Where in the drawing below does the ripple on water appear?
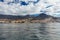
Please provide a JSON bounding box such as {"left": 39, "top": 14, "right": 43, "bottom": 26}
{"left": 0, "top": 23, "right": 59, "bottom": 40}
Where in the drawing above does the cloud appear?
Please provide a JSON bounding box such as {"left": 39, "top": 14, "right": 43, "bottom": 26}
{"left": 0, "top": 0, "right": 60, "bottom": 17}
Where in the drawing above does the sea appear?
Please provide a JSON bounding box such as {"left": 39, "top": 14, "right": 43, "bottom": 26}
{"left": 0, "top": 23, "right": 60, "bottom": 40}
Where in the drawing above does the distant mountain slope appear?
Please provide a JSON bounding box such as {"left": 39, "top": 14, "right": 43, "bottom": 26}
{"left": 0, "top": 13, "right": 57, "bottom": 20}
{"left": 0, "top": 13, "right": 59, "bottom": 23}
{"left": 0, "top": 14, "right": 24, "bottom": 20}
{"left": 30, "top": 13, "right": 57, "bottom": 20}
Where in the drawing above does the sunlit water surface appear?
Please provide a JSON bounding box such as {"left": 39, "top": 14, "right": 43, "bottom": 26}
{"left": 0, "top": 23, "right": 60, "bottom": 40}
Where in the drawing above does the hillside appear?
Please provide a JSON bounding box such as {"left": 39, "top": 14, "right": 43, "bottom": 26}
{"left": 0, "top": 13, "right": 59, "bottom": 23}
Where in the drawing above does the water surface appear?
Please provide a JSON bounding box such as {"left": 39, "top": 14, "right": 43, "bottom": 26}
{"left": 0, "top": 23, "right": 60, "bottom": 40}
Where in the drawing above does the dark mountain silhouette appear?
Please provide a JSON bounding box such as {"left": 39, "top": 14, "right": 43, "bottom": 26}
{"left": 0, "top": 14, "right": 24, "bottom": 20}
{"left": 31, "top": 13, "right": 55, "bottom": 20}
{"left": 0, "top": 13, "right": 57, "bottom": 20}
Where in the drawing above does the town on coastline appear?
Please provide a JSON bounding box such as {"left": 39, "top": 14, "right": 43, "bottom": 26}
{"left": 0, "top": 13, "right": 59, "bottom": 23}
{"left": 0, "top": 17, "right": 55, "bottom": 23}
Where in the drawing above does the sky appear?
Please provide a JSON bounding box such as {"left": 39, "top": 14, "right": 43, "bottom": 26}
{"left": 0, "top": 0, "right": 60, "bottom": 17}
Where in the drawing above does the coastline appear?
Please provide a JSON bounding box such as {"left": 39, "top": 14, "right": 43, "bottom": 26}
{"left": 0, "top": 18, "right": 56, "bottom": 23}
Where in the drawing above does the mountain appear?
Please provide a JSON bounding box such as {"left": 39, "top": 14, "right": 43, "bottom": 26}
{"left": 0, "top": 13, "right": 58, "bottom": 20}
{"left": 0, "top": 14, "right": 24, "bottom": 20}
{"left": 0, "top": 13, "right": 59, "bottom": 23}
{"left": 30, "top": 13, "right": 54, "bottom": 20}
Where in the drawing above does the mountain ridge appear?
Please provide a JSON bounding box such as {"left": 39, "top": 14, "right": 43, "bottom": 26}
{"left": 0, "top": 13, "right": 59, "bottom": 23}
{"left": 0, "top": 13, "right": 57, "bottom": 19}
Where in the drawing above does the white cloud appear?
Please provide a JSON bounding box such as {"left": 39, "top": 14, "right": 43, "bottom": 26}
{"left": 0, "top": 0, "right": 60, "bottom": 17}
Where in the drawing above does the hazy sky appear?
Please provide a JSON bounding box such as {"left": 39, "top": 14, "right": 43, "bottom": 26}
{"left": 0, "top": 0, "right": 60, "bottom": 17}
